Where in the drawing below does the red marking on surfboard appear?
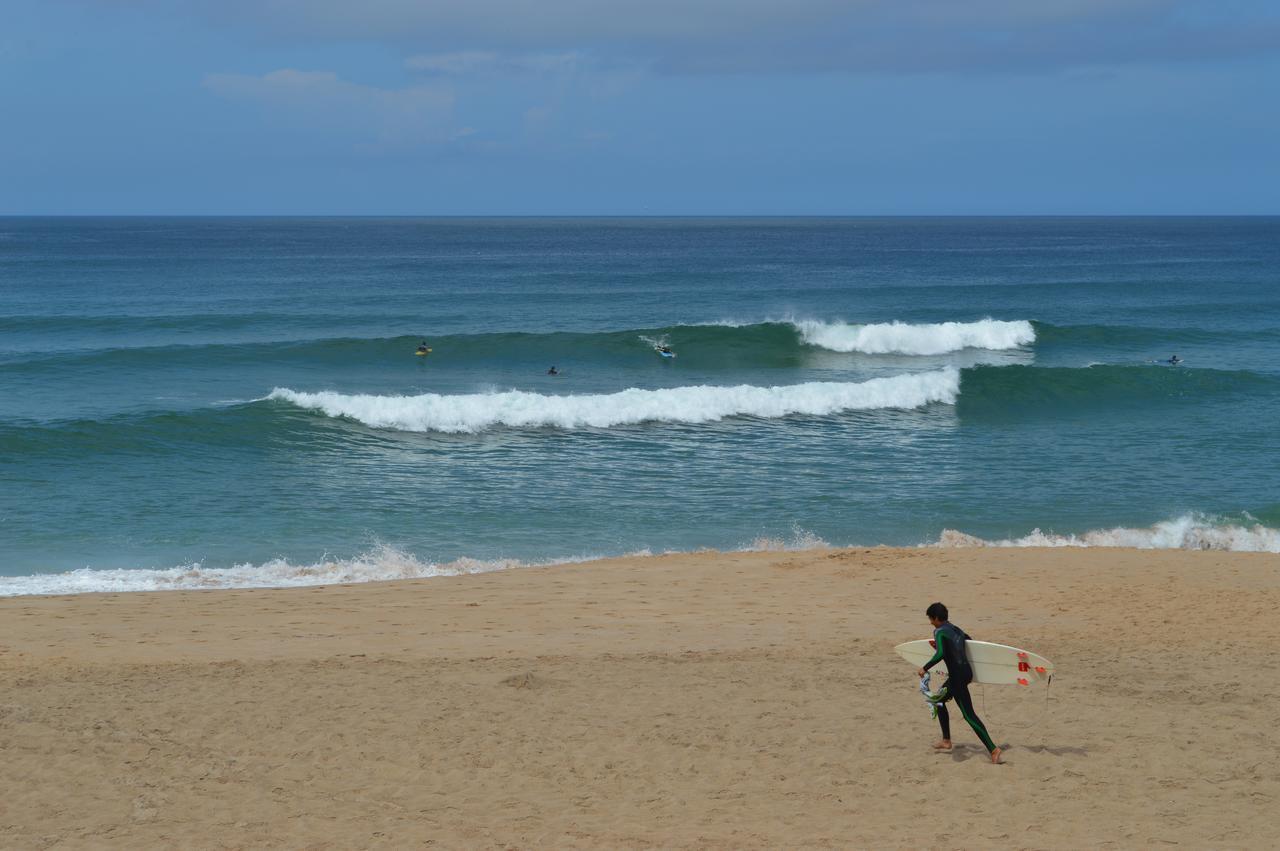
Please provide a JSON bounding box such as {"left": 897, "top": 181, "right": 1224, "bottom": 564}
{"left": 928, "top": 640, "right": 936, "bottom": 648}
{"left": 1035, "top": 666, "right": 1047, "bottom": 675}
{"left": 1018, "top": 661, "right": 1030, "bottom": 672}
{"left": 1017, "top": 678, "right": 1029, "bottom": 686}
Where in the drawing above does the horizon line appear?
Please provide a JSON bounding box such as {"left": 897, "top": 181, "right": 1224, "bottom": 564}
{"left": 2, "top": 213, "right": 1279, "bottom": 219}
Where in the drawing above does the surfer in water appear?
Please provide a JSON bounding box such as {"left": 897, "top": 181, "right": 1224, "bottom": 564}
{"left": 416, "top": 341, "right": 431, "bottom": 355}
{"left": 547, "top": 366, "right": 559, "bottom": 376}
{"left": 1168, "top": 354, "right": 1182, "bottom": 365}
{"left": 916, "top": 602, "right": 1002, "bottom": 764}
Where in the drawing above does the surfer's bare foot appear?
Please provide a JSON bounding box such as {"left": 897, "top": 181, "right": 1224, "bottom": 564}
{"left": 932, "top": 740, "right": 952, "bottom": 750}
{"left": 990, "top": 747, "right": 1003, "bottom": 764}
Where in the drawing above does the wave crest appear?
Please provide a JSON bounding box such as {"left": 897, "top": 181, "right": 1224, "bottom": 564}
{"left": 932, "top": 514, "right": 1280, "bottom": 552}
{"left": 268, "top": 370, "right": 959, "bottom": 433}
{"left": 793, "top": 319, "right": 1034, "bottom": 355}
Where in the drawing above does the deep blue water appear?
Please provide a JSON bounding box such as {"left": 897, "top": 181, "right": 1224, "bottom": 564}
{"left": 2, "top": 217, "right": 1278, "bottom": 592}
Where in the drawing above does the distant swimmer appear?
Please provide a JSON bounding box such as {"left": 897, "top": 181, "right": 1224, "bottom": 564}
{"left": 656, "top": 345, "right": 676, "bottom": 358}
{"left": 415, "top": 340, "right": 432, "bottom": 356}
{"left": 547, "top": 366, "right": 559, "bottom": 376}
{"left": 1168, "top": 354, "right": 1182, "bottom": 366}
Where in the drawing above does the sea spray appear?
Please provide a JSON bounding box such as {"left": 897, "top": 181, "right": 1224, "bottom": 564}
{"left": 744, "top": 525, "right": 832, "bottom": 552}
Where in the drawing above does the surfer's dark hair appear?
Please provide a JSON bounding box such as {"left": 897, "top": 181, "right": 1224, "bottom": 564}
{"left": 926, "top": 602, "right": 948, "bottom": 621}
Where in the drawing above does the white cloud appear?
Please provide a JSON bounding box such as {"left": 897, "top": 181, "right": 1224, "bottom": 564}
{"left": 203, "top": 69, "right": 458, "bottom": 145}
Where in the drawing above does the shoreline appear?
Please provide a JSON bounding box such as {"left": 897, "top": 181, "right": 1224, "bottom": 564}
{"left": 3, "top": 546, "right": 1278, "bottom": 846}
{"left": 4, "top": 508, "right": 1279, "bottom": 598}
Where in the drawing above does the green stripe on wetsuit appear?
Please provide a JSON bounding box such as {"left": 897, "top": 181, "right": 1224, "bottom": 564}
{"left": 922, "top": 623, "right": 997, "bottom": 753}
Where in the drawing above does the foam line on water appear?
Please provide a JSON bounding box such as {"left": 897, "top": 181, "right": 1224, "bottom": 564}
{"left": 267, "top": 370, "right": 959, "bottom": 433}
{"left": 793, "top": 319, "right": 1034, "bottom": 355}
{"left": 2, "top": 516, "right": 1274, "bottom": 597}
{"left": 931, "top": 513, "right": 1280, "bottom": 552}
{"left": 0, "top": 546, "right": 594, "bottom": 597}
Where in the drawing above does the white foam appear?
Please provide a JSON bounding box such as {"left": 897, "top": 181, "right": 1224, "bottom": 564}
{"left": 7, "top": 514, "right": 1274, "bottom": 597}
{"left": 931, "top": 514, "right": 1280, "bottom": 552}
{"left": 743, "top": 525, "right": 832, "bottom": 552}
{"left": 0, "top": 545, "right": 583, "bottom": 597}
{"left": 638, "top": 333, "right": 669, "bottom": 349}
{"left": 268, "top": 370, "right": 959, "bottom": 433}
{"left": 793, "top": 319, "right": 1034, "bottom": 355}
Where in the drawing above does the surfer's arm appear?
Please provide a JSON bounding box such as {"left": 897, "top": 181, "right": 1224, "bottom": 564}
{"left": 921, "top": 631, "right": 946, "bottom": 672}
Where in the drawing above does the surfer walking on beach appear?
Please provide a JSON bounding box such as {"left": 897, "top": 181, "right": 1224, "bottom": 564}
{"left": 917, "top": 602, "right": 1003, "bottom": 764}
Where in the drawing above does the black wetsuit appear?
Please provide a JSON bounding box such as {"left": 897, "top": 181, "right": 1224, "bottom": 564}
{"left": 922, "top": 622, "right": 997, "bottom": 753}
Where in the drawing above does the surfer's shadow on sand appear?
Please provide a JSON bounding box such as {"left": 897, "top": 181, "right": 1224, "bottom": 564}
{"left": 945, "top": 743, "right": 1089, "bottom": 762}
{"left": 1016, "top": 744, "right": 1089, "bottom": 756}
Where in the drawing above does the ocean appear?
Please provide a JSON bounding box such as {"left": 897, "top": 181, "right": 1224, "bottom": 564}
{"left": 2, "top": 216, "right": 1278, "bottom": 594}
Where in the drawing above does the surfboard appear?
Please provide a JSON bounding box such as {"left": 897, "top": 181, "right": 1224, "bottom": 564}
{"left": 895, "top": 638, "right": 1053, "bottom": 686}
{"left": 657, "top": 349, "right": 675, "bottom": 359}
{"left": 415, "top": 349, "right": 432, "bottom": 356}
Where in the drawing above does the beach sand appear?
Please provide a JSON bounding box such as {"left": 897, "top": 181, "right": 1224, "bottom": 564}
{"left": 2, "top": 546, "right": 1277, "bottom": 848}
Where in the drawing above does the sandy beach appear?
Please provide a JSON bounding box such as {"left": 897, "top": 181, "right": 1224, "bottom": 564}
{"left": 2, "top": 546, "right": 1277, "bottom": 848}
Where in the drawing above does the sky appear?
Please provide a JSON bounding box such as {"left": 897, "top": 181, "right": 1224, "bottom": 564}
{"left": 2, "top": 0, "right": 1279, "bottom": 214}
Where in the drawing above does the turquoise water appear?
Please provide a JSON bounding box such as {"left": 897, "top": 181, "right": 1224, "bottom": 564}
{"left": 2, "top": 217, "right": 1278, "bottom": 592}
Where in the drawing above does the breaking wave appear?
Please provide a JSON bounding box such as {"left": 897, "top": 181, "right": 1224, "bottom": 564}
{"left": 792, "top": 318, "right": 1034, "bottom": 355}
{"left": 2, "top": 317, "right": 1036, "bottom": 370}
{"left": 268, "top": 369, "right": 960, "bottom": 433}
{"left": 0, "top": 545, "right": 590, "bottom": 597}
{"left": 932, "top": 513, "right": 1280, "bottom": 552}
{"left": 6, "top": 514, "right": 1273, "bottom": 597}
{"left": 10, "top": 317, "right": 1277, "bottom": 373}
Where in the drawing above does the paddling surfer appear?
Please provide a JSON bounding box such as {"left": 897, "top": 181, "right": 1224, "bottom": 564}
{"left": 916, "top": 602, "right": 1002, "bottom": 764}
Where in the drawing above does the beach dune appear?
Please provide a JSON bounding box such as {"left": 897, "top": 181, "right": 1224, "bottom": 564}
{"left": 2, "top": 547, "right": 1277, "bottom": 848}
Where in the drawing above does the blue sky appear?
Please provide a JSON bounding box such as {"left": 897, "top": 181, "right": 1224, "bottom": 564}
{"left": 2, "top": 0, "right": 1279, "bottom": 214}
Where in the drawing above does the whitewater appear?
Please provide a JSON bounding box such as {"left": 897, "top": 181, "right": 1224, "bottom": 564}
{"left": 268, "top": 369, "right": 960, "bottom": 433}
{"left": 4, "top": 216, "right": 1279, "bottom": 589}
{"left": 4, "top": 513, "right": 1276, "bottom": 596}
{"left": 792, "top": 318, "right": 1034, "bottom": 355}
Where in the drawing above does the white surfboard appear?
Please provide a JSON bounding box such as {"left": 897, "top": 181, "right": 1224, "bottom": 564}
{"left": 895, "top": 638, "right": 1054, "bottom": 686}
